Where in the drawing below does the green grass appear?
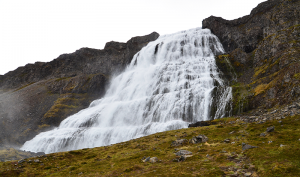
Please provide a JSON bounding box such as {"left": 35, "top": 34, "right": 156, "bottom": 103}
{"left": 1, "top": 115, "right": 300, "bottom": 176}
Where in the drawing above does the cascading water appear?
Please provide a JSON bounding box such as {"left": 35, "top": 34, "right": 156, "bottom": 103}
{"left": 21, "top": 28, "right": 232, "bottom": 154}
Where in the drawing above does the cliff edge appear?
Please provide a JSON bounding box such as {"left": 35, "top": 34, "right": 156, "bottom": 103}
{"left": 203, "top": 0, "right": 300, "bottom": 115}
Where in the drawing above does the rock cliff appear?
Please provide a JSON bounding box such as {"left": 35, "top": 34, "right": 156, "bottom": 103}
{"left": 0, "top": 32, "right": 159, "bottom": 147}
{"left": 204, "top": 0, "right": 300, "bottom": 114}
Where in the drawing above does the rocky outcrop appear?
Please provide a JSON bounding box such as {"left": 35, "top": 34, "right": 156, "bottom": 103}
{"left": 203, "top": 0, "right": 299, "bottom": 54}
{"left": 205, "top": 0, "right": 300, "bottom": 114}
{"left": 0, "top": 32, "right": 159, "bottom": 90}
{"left": 0, "top": 32, "right": 159, "bottom": 147}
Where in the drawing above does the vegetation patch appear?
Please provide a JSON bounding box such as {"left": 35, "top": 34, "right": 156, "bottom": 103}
{"left": 1, "top": 114, "right": 300, "bottom": 176}
{"left": 42, "top": 93, "right": 88, "bottom": 125}
{"left": 254, "top": 84, "right": 268, "bottom": 96}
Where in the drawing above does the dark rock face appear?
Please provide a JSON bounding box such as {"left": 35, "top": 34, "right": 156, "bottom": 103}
{"left": 208, "top": 0, "right": 300, "bottom": 114}
{"left": 203, "top": 0, "right": 298, "bottom": 54}
{"left": 188, "top": 121, "right": 215, "bottom": 127}
{"left": 0, "top": 32, "right": 159, "bottom": 90}
{"left": 0, "top": 32, "right": 159, "bottom": 147}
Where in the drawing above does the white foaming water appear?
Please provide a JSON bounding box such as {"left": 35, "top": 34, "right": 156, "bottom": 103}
{"left": 21, "top": 28, "right": 232, "bottom": 154}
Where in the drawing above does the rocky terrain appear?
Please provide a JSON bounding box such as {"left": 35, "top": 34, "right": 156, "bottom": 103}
{"left": 0, "top": 110, "right": 299, "bottom": 176}
{"left": 0, "top": 32, "right": 159, "bottom": 147}
{"left": 0, "top": 0, "right": 299, "bottom": 176}
{"left": 206, "top": 0, "right": 300, "bottom": 114}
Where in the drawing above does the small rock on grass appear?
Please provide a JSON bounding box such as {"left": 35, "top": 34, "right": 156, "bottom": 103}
{"left": 178, "top": 156, "right": 186, "bottom": 162}
{"left": 175, "top": 150, "right": 192, "bottom": 156}
{"left": 189, "top": 134, "right": 208, "bottom": 144}
{"left": 242, "top": 143, "right": 257, "bottom": 151}
{"left": 142, "top": 157, "right": 150, "bottom": 162}
{"left": 149, "top": 157, "right": 158, "bottom": 163}
{"left": 224, "top": 139, "right": 230, "bottom": 143}
{"left": 266, "top": 126, "right": 275, "bottom": 132}
{"left": 245, "top": 172, "right": 252, "bottom": 177}
{"left": 171, "top": 139, "right": 188, "bottom": 147}
{"left": 229, "top": 131, "right": 235, "bottom": 134}
{"left": 260, "top": 133, "right": 266, "bottom": 137}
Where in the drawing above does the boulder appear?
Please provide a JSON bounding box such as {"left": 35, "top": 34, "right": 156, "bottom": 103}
{"left": 175, "top": 150, "right": 192, "bottom": 156}
{"left": 171, "top": 139, "right": 188, "bottom": 147}
{"left": 188, "top": 121, "right": 213, "bottom": 127}
{"left": 190, "top": 135, "right": 208, "bottom": 144}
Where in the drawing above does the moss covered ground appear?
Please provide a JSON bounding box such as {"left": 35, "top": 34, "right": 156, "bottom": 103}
{"left": 1, "top": 114, "right": 300, "bottom": 176}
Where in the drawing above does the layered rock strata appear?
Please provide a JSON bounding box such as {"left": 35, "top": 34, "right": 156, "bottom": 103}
{"left": 204, "top": 0, "right": 300, "bottom": 114}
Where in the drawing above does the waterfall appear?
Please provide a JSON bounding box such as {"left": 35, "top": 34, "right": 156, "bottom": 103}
{"left": 21, "top": 28, "right": 232, "bottom": 154}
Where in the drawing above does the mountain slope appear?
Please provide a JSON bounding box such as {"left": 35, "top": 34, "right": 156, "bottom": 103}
{"left": 0, "top": 32, "right": 159, "bottom": 147}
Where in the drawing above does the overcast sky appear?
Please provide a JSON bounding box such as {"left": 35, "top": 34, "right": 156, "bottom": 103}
{"left": 0, "top": 0, "right": 266, "bottom": 75}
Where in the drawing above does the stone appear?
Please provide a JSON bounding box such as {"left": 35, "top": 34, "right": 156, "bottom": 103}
{"left": 171, "top": 139, "right": 188, "bottom": 147}
{"left": 18, "top": 159, "right": 25, "bottom": 164}
{"left": 34, "top": 159, "right": 40, "bottom": 163}
{"left": 289, "top": 105, "right": 296, "bottom": 109}
{"left": 266, "top": 126, "right": 275, "bottom": 132}
{"left": 280, "top": 144, "right": 286, "bottom": 147}
{"left": 245, "top": 172, "right": 252, "bottom": 177}
{"left": 189, "top": 135, "right": 208, "bottom": 144}
{"left": 142, "top": 157, "right": 150, "bottom": 162}
{"left": 175, "top": 150, "right": 192, "bottom": 156}
{"left": 36, "top": 152, "right": 45, "bottom": 156}
{"left": 178, "top": 155, "right": 186, "bottom": 162}
{"left": 271, "top": 110, "right": 277, "bottom": 114}
{"left": 149, "top": 157, "right": 158, "bottom": 163}
{"left": 242, "top": 143, "right": 258, "bottom": 151}
{"left": 188, "top": 121, "right": 212, "bottom": 127}
{"left": 224, "top": 139, "right": 231, "bottom": 143}
{"left": 260, "top": 133, "right": 266, "bottom": 137}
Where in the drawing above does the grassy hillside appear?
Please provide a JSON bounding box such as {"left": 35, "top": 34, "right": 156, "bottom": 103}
{"left": 1, "top": 111, "right": 300, "bottom": 176}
